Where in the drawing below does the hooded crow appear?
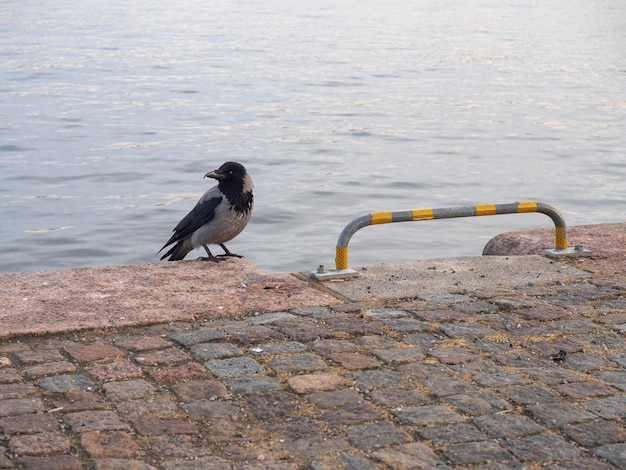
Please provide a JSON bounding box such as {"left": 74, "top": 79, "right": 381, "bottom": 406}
{"left": 159, "top": 161, "right": 253, "bottom": 261}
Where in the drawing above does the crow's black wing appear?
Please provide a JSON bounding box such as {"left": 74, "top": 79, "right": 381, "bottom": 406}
{"left": 160, "top": 195, "right": 223, "bottom": 250}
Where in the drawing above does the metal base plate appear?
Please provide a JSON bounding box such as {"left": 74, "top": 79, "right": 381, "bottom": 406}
{"left": 545, "top": 246, "right": 592, "bottom": 258}
{"left": 309, "top": 268, "right": 359, "bottom": 281}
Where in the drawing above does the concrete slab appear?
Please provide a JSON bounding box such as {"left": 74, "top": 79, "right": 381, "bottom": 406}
{"left": 0, "top": 258, "right": 339, "bottom": 339}
{"left": 317, "top": 255, "right": 592, "bottom": 302}
{"left": 483, "top": 222, "right": 626, "bottom": 278}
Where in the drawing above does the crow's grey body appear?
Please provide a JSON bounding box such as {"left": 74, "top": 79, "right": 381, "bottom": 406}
{"left": 159, "top": 162, "right": 253, "bottom": 261}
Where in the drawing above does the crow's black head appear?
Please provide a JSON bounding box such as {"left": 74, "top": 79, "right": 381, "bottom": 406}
{"left": 205, "top": 161, "right": 253, "bottom": 214}
{"left": 205, "top": 161, "right": 248, "bottom": 183}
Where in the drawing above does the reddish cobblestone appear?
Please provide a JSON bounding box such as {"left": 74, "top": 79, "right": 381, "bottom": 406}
{"left": 0, "top": 383, "right": 37, "bottom": 399}
{"left": 81, "top": 430, "right": 142, "bottom": 459}
{"left": 553, "top": 381, "right": 619, "bottom": 399}
{"left": 63, "top": 410, "right": 130, "bottom": 432}
{"left": 115, "top": 397, "right": 180, "bottom": 418}
{"left": 0, "top": 368, "right": 21, "bottom": 384}
{"left": 23, "top": 360, "right": 77, "bottom": 378}
{"left": 309, "top": 339, "right": 358, "bottom": 355}
{"left": 102, "top": 379, "right": 156, "bottom": 401}
{"left": 0, "top": 413, "right": 59, "bottom": 434}
{"left": 133, "top": 347, "right": 189, "bottom": 366}
{"left": 374, "top": 442, "right": 443, "bottom": 468}
{"left": 53, "top": 391, "right": 111, "bottom": 412}
{"left": 15, "top": 348, "right": 65, "bottom": 365}
{"left": 64, "top": 343, "right": 124, "bottom": 363}
{"left": 111, "top": 335, "right": 173, "bottom": 351}
{"left": 131, "top": 417, "right": 198, "bottom": 436}
{"left": 93, "top": 458, "right": 156, "bottom": 470}
{"left": 171, "top": 380, "right": 229, "bottom": 402}
{"left": 86, "top": 360, "right": 144, "bottom": 381}
{"left": 16, "top": 455, "right": 82, "bottom": 470}
{"left": 328, "top": 352, "right": 381, "bottom": 370}
{"left": 147, "top": 362, "right": 206, "bottom": 384}
{"left": 0, "top": 397, "right": 45, "bottom": 416}
{"left": 9, "top": 432, "right": 72, "bottom": 455}
{"left": 317, "top": 402, "right": 381, "bottom": 425}
{"left": 287, "top": 372, "right": 344, "bottom": 394}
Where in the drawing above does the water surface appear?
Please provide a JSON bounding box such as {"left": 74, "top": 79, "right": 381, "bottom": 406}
{"left": 1, "top": 1, "right": 625, "bottom": 273}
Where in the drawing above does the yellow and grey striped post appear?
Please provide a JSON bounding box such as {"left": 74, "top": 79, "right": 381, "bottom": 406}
{"left": 334, "top": 201, "right": 569, "bottom": 271}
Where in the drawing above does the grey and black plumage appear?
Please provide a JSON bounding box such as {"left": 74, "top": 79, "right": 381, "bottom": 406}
{"left": 159, "top": 161, "right": 254, "bottom": 261}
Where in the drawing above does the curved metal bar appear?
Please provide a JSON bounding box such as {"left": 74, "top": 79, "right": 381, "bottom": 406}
{"left": 334, "top": 201, "right": 569, "bottom": 270}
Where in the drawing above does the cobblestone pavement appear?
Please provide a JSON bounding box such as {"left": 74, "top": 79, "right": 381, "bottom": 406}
{"left": 1, "top": 276, "right": 625, "bottom": 469}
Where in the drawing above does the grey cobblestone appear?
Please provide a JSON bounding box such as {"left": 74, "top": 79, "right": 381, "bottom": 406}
{"left": 190, "top": 342, "right": 241, "bottom": 360}
{"left": 205, "top": 357, "right": 263, "bottom": 377}
{"left": 368, "top": 384, "right": 430, "bottom": 407}
{"left": 306, "top": 388, "right": 361, "bottom": 409}
{"left": 505, "top": 432, "right": 582, "bottom": 463}
{"left": 379, "top": 317, "right": 429, "bottom": 332}
{"left": 440, "top": 322, "right": 496, "bottom": 338}
{"left": 474, "top": 413, "right": 544, "bottom": 438}
{"left": 582, "top": 395, "right": 626, "bottom": 418}
{"left": 473, "top": 371, "right": 528, "bottom": 387}
{"left": 371, "top": 347, "right": 424, "bottom": 365}
{"left": 417, "top": 422, "right": 487, "bottom": 444}
{"left": 499, "top": 384, "right": 560, "bottom": 405}
{"left": 527, "top": 402, "right": 597, "bottom": 428}
{"left": 345, "top": 421, "right": 411, "bottom": 449}
{"left": 594, "top": 443, "right": 626, "bottom": 469}
{"left": 444, "top": 440, "right": 516, "bottom": 466}
{"left": 37, "top": 374, "right": 96, "bottom": 393}
{"left": 169, "top": 329, "right": 224, "bottom": 346}
{"left": 444, "top": 390, "right": 512, "bottom": 415}
{"left": 392, "top": 404, "right": 464, "bottom": 426}
{"left": 227, "top": 376, "right": 282, "bottom": 395}
{"left": 247, "top": 341, "right": 307, "bottom": 356}
{"left": 563, "top": 421, "right": 626, "bottom": 447}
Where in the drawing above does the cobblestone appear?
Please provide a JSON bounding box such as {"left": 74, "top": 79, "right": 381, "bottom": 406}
{"left": 204, "top": 357, "right": 263, "bottom": 377}
{"left": 0, "top": 414, "right": 58, "bottom": 434}
{"left": 345, "top": 421, "right": 411, "bottom": 449}
{"left": 563, "top": 421, "right": 626, "bottom": 447}
{"left": 505, "top": 432, "right": 582, "bottom": 463}
{"left": 417, "top": 423, "right": 487, "bottom": 444}
{"left": 23, "top": 361, "right": 77, "bottom": 378}
{"left": 0, "top": 269, "right": 625, "bottom": 469}
{"left": 306, "top": 388, "right": 361, "bottom": 409}
{"left": 189, "top": 342, "right": 242, "bottom": 360}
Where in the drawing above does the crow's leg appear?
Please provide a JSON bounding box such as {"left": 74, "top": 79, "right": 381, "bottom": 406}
{"left": 218, "top": 243, "right": 243, "bottom": 258}
{"left": 198, "top": 245, "right": 225, "bottom": 262}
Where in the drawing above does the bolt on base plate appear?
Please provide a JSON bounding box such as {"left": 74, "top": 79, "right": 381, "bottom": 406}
{"left": 309, "top": 265, "right": 359, "bottom": 281}
{"left": 545, "top": 245, "right": 592, "bottom": 258}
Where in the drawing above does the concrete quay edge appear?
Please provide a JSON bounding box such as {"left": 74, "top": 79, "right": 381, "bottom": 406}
{"left": 0, "top": 222, "right": 624, "bottom": 469}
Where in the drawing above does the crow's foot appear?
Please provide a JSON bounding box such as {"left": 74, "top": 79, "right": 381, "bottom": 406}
{"left": 197, "top": 256, "right": 226, "bottom": 262}
{"left": 217, "top": 253, "right": 244, "bottom": 259}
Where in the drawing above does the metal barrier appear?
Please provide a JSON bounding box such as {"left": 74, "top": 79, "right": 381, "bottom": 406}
{"left": 311, "top": 201, "right": 589, "bottom": 281}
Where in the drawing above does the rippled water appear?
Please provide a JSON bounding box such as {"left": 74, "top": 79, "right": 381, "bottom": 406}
{"left": 1, "top": 0, "right": 625, "bottom": 274}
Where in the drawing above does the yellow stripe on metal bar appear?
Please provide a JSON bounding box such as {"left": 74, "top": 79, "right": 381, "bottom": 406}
{"left": 412, "top": 208, "right": 434, "bottom": 221}
{"left": 336, "top": 246, "right": 349, "bottom": 270}
{"left": 517, "top": 201, "right": 538, "bottom": 213}
{"left": 475, "top": 204, "right": 497, "bottom": 216}
{"left": 555, "top": 227, "right": 568, "bottom": 249}
{"left": 370, "top": 212, "right": 393, "bottom": 225}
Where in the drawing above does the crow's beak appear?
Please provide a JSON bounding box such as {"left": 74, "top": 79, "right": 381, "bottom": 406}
{"left": 205, "top": 169, "right": 226, "bottom": 180}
